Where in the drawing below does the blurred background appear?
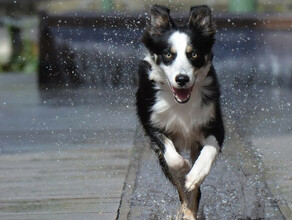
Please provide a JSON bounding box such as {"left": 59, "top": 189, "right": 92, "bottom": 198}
{"left": 0, "top": 0, "right": 292, "bottom": 75}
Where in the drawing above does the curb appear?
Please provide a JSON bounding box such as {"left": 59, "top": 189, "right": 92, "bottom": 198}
{"left": 267, "top": 184, "right": 291, "bottom": 219}
{"left": 116, "top": 126, "right": 145, "bottom": 220}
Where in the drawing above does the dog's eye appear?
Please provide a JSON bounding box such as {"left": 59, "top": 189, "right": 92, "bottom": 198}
{"left": 191, "top": 52, "right": 198, "bottom": 59}
{"left": 164, "top": 52, "right": 173, "bottom": 59}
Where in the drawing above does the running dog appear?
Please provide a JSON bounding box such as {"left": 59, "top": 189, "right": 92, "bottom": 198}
{"left": 136, "top": 5, "right": 224, "bottom": 220}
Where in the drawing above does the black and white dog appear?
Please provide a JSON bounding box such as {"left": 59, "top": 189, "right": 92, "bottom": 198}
{"left": 136, "top": 5, "right": 224, "bottom": 220}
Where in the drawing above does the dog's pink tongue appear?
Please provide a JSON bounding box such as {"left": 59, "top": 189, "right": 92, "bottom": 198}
{"left": 173, "top": 87, "right": 192, "bottom": 101}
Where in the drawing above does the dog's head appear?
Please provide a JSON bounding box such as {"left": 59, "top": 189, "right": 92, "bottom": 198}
{"left": 142, "top": 5, "right": 216, "bottom": 103}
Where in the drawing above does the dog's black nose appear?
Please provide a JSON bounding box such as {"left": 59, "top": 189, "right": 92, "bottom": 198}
{"left": 175, "top": 74, "right": 190, "bottom": 87}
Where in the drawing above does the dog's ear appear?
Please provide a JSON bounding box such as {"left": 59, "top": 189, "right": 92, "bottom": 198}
{"left": 147, "top": 5, "right": 173, "bottom": 35}
{"left": 187, "top": 5, "right": 216, "bottom": 36}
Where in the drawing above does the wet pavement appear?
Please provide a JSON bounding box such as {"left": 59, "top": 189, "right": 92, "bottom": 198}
{"left": 120, "top": 126, "right": 285, "bottom": 219}
{"left": 0, "top": 73, "right": 291, "bottom": 220}
{"left": 118, "top": 85, "right": 291, "bottom": 219}
{"left": 0, "top": 74, "right": 136, "bottom": 219}
{"left": 247, "top": 88, "right": 292, "bottom": 219}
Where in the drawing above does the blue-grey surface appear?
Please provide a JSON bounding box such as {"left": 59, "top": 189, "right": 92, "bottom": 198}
{"left": 0, "top": 74, "right": 136, "bottom": 154}
{"left": 0, "top": 73, "right": 136, "bottom": 220}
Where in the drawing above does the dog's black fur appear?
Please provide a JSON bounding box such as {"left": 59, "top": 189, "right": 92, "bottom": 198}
{"left": 136, "top": 5, "right": 224, "bottom": 219}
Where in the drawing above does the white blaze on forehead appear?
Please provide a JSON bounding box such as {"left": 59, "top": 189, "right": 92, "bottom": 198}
{"left": 164, "top": 31, "right": 194, "bottom": 87}
{"left": 168, "top": 31, "right": 190, "bottom": 54}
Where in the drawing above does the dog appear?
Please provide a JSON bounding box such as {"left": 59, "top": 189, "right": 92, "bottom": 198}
{"left": 136, "top": 5, "right": 225, "bottom": 220}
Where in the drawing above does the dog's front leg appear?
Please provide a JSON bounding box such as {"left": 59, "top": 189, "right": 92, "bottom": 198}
{"left": 163, "top": 137, "right": 191, "bottom": 177}
{"left": 178, "top": 136, "right": 219, "bottom": 220}
{"left": 161, "top": 137, "right": 196, "bottom": 220}
{"left": 148, "top": 130, "right": 191, "bottom": 177}
{"left": 185, "top": 135, "right": 219, "bottom": 192}
{"left": 148, "top": 131, "right": 193, "bottom": 219}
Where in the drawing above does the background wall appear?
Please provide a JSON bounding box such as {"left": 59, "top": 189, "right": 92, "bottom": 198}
{"left": 0, "top": 0, "right": 292, "bottom": 73}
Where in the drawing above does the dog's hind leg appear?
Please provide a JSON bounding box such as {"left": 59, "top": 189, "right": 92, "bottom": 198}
{"left": 176, "top": 144, "right": 201, "bottom": 220}
{"left": 157, "top": 151, "right": 193, "bottom": 220}
{"left": 163, "top": 140, "right": 205, "bottom": 220}
{"left": 187, "top": 144, "right": 202, "bottom": 215}
{"left": 161, "top": 138, "right": 205, "bottom": 220}
{"left": 179, "top": 186, "right": 201, "bottom": 220}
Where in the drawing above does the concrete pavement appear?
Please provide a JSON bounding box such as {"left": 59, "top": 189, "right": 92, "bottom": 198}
{"left": 0, "top": 74, "right": 289, "bottom": 219}
{"left": 250, "top": 88, "right": 292, "bottom": 219}
{"left": 0, "top": 74, "right": 136, "bottom": 219}
{"left": 118, "top": 125, "right": 285, "bottom": 220}
{"left": 0, "top": 148, "right": 130, "bottom": 220}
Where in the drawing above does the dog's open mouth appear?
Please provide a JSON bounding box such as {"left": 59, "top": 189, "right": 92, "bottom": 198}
{"left": 171, "top": 86, "right": 193, "bottom": 104}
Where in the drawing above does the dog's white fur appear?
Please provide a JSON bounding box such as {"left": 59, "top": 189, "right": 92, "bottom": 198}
{"left": 144, "top": 30, "right": 219, "bottom": 195}
{"left": 161, "top": 32, "right": 195, "bottom": 88}
{"left": 185, "top": 135, "right": 219, "bottom": 191}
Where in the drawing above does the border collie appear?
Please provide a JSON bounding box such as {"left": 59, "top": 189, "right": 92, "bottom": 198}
{"left": 136, "top": 5, "right": 224, "bottom": 220}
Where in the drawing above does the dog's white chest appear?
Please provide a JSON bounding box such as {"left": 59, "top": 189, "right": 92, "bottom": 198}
{"left": 150, "top": 87, "right": 215, "bottom": 148}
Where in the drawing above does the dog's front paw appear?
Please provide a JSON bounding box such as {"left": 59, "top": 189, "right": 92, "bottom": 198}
{"left": 184, "top": 167, "right": 208, "bottom": 192}
{"left": 185, "top": 175, "right": 199, "bottom": 192}
{"left": 185, "top": 159, "right": 213, "bottom": 192}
